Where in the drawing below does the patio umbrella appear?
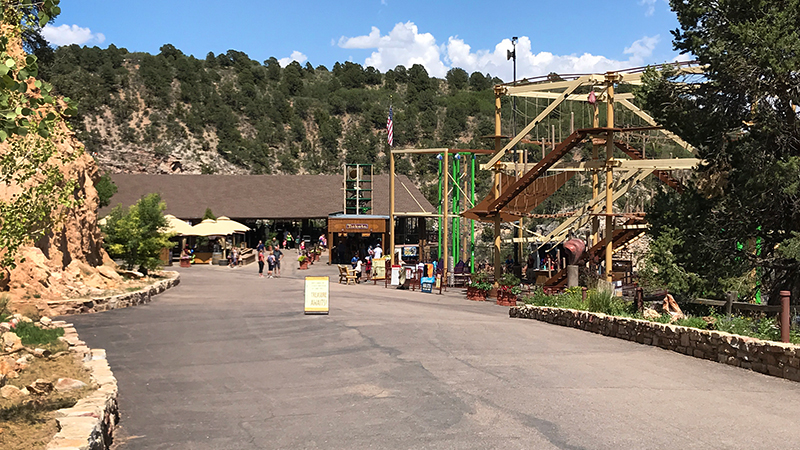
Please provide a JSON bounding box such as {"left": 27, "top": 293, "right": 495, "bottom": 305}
{"left": 162, "top": 214, "right": 195, "bottom": 236}
{"left": 190, "top": 218, "right": 231, "bottom": 237}
{"left": 216, "top": 216, "right": 250, "bottom": 233}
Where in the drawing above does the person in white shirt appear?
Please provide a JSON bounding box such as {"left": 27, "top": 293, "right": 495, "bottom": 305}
{"left": 355, "top": 258, "right": 363, "bottom": 282}
{"left": 373, "top": 244, "right": 383, "bottom": 259}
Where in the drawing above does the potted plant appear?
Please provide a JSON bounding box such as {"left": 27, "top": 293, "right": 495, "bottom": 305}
{"left": 298, "top": 255, "right": 310, "bottom": 270}
{"left": 466, "top": 272, "right": 492, "bottom": 301}
{"left": 497, "top": 273, "right": 522, "bottom": 306}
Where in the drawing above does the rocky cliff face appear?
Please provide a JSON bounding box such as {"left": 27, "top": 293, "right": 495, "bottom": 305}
{"left": 0, "top": 30, "right": 123, "bottom": 316}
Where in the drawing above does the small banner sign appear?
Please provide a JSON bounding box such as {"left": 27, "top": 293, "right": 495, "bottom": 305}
{"left": 390, "top": 265, "right": 401, "bottom": 286}
{"left": 304, "top": 276, "right": 329, "bottom": 315}
{"left": 421, "top": 277, "right": 435, "bottom": 293}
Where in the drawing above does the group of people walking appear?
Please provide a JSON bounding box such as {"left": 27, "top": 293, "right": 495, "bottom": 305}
{"left": 256, "top": 240, "right": 283, "bottom": 278}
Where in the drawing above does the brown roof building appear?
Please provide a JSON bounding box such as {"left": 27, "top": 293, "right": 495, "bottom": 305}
{"left": 102, "top": 174, "right": 434, "bottom": 220}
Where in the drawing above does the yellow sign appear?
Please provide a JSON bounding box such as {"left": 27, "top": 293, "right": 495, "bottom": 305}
{"left": 372, "top": 257, "right": 387, "bottom": 280}
{"left": 304, "top": 276, "right": 329, "bottom": 315}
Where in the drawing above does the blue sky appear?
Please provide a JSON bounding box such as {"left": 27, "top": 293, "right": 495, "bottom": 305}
{"left": 44, "top": 0, "right": 688, "bottom": 81}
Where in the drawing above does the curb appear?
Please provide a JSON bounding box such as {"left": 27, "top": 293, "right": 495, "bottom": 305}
{"left": 45, "top": 322, "right": 118, "bottom": 450}
{"left": 510, "top": 304, "right": 800, "bottom": 382}
{"left": 48, "top": 271, "right": 180, "bottom": 315}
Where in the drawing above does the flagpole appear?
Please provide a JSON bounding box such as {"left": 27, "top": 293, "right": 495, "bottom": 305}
{"left": 388, "top": 102, "right": 396, "bottom": 266}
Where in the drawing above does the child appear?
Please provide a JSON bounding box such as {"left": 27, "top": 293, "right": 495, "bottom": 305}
{"left": 355, "top": 258, "right": 363, "bottom": 283}
{"left": 267, "top": 252, "right": 276, "bottom": 278}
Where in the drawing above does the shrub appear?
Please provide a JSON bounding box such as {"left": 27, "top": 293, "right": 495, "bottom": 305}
{"left": 13, "top": 321, "right": 64, "bottom": 346}
{"left": 586, "top": 289, "right": 630, "bottom": 316}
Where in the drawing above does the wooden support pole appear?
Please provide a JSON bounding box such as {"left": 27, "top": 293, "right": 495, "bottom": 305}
{"left": 390, "top": 149, "right": 396, "bottom": 265}
{"left": 605, "top": 74, "right": 616, "bottom": 283}
{"left": 591, "top": 104, "right": 600, "bottom": 247}
{"left": 493, "top": 86, "right": 503, "bottom": 284}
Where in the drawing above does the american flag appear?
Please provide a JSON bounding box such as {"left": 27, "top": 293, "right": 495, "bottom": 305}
{"left": 386, "top": 106, "right": 394, "bottom": 147}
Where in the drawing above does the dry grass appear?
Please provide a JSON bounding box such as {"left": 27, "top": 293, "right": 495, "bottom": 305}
{"left": 0, "top": 342, "right": 95, "bottom": 450}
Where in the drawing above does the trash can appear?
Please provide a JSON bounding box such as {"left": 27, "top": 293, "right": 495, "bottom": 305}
{"left": 211, "top": 251, "right": 224, "bottom": 265}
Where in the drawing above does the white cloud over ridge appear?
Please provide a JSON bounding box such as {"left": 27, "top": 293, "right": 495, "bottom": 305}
{"left": 42, "top": 24, "right": 105, "bottom": 46}
{"left": 279, "top": 51, "right": 308, "bottom": 67}
{"left": 338, "top": 22, "right": 663, "bottom": 81}
{"left": 639, "top": 0, "right": 658, "bottom": 16}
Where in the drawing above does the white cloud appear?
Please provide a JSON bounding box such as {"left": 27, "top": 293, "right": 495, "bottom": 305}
{"left": 41, "top": 24, "right": 105, "bottom": 46}
{"left": 339, "top": 22, "right": 447, "bottom": 77}
{"left": 623, "top": 35, "right": 660, "bottom": 65}
{"left": 639, "top": 0, "right": 657, "bottom": 16}
{"left": 339, "top": 23, "right": 667, "bottom": 82}
{"left": 278, "top": 51, "right": 308, "bottom": 67}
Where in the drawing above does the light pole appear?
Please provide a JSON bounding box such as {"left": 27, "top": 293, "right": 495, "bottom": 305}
{"left": 507, "top": 37, "right": 518, "bottom": 145}
{"left": 507, "top": 36, "right": 521, "bottom": 264}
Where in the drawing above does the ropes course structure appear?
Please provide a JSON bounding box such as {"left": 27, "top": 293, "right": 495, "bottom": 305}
{"left": 461, "top": 62, "right": 706, "bottom": 286}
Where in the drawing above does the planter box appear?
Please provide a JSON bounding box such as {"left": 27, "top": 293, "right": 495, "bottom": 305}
{"left": 497, "top": 290, "right": 518, "bottom": 307}
{"left": 466, "top": 286, "right": 488, "bottom": 301}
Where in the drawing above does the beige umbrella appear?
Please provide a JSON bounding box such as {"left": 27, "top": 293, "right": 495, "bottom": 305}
{"left": 216, "top": 216, "right": 250, "bottom": 233}
{"left": 162, "top": 214, "right": 195, "bottom": 236}
{"left": 190, "top": 218, "right": 230, "bottom": 237}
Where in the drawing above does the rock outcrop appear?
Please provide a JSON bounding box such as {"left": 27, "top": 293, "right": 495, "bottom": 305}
{"left": 0, "top": 26, "right": 122, "bottom": 316}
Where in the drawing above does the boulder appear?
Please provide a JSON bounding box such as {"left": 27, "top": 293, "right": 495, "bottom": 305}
{"left": 0, "top": 384, "right": 26, "bottom": 399}
{"left": 1, "top": 332, "right": 23, "bottom": 353}
{"left": 27, "top": 378, "right": 54, "bottom": 395}
{"left": 55, "top": 377, "right": 88, "bottom": 392}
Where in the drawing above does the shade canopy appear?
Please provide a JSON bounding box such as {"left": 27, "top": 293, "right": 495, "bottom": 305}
{"left": 162, "top": 214, "right": 195, "bottom": 236}
{"left": 190, "top": 218, "right": 249, "bottom": 237}
{"left": 216, "top": 216, "right": 250, "bottom": 233}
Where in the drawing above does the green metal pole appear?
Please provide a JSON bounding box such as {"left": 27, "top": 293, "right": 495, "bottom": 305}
{"left": 470, "top": 154, "right": 476, "bottom": 273}
{"left": 437, "top": 157, "right": 443, "bottom": 260}
{"left": 453, "top": 157, "right": 459, "bottom": 266}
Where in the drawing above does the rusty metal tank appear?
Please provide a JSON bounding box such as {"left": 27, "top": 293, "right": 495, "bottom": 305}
{"left": 563, "top": 239, "right": 586, "bottom": 265}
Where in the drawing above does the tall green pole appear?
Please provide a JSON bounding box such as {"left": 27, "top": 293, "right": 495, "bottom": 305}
{"left": 453, "top": 157, "right": 459, "bottom": 266}
{"left": 470, "top": 154, "right": 476, "bottom": 273}
{"left": 437, "top": 157, "right": 443, "bottom": 259}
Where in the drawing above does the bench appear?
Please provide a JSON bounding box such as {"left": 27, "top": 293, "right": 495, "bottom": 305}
{"left": 338, "top": 265, "right": 358, "bottom": 285}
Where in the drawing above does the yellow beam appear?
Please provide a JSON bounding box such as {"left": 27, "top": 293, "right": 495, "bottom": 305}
{"left": 618, "top": 98, "right": 697, "bottom": 154}
{"left": 483, "top": 76, "right": 590, "bottom": 169}
{"left": 391, "top": 147, "right": 449, "bottom": 154}
{"left": 510, "top": 91, "right": 635, "bottom": 101}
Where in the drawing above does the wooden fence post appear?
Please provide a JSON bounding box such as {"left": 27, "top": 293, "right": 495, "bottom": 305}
{"left": 780, "top": 290, "right": 791, "bottom": 343}
{"left": 725, "top": 291, "right": 735, "bottom": 317}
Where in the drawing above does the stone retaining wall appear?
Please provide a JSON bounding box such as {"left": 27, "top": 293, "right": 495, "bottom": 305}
{"left": 46, "top": 322, "right": 118, "bottom": 450}
{"left": 510, "top": 305, "right": 800, "bottom": 382}
{"left": 48, "top": 271, "right": 180, "bottom": 315}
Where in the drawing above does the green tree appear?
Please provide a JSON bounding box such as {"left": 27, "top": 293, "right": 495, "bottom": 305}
{"left": 95, "top": 173, "right": 118, "bottom": 208}
{"left": 638, "top": 0, "right": 800, "bottom": 300}
{"left": 446, "top": 68, "right": 468, "bottom": 92}
{"left": 101, "top": 193, "right": 174, "bottom": 273}
{"left": 202, "top": 207, "right": 216, "bottom": 220}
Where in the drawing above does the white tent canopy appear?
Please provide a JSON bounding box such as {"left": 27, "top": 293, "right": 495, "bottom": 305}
{"left": 162, "top": 214, "right": 194, "bottom": 236}
{"left": 190, "top": 217, "right": 250, "bottom": 237}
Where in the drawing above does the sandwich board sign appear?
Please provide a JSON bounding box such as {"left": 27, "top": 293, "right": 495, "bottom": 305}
{"left": 304, "top": 276, "right": 329, "bottom": 315}
{"left": 420, "top": 277, "right": 434, "bottom": 293}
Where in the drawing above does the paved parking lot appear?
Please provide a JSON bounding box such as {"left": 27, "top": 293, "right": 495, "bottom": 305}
{"left": 68, "top": 255, "right": 800, "bottom": 449}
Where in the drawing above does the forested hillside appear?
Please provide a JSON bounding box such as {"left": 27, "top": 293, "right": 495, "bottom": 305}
{"left": 39, "top": 44, "right": 511, "bottom": 197}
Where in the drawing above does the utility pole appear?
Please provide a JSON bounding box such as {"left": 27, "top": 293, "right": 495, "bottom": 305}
{"left": 508, "top": 37, "right": 522, "bottom": 264}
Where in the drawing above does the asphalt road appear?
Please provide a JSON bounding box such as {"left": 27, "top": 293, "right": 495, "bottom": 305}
{"left": 67, "top": 255, "right": 800, "bottom": 449}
